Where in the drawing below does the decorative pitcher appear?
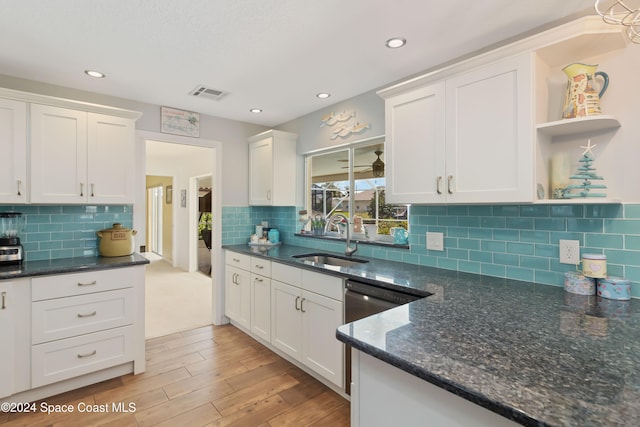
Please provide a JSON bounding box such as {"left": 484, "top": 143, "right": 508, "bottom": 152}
{"left": 561, "top": 63, "right": 609, "bottom": 119}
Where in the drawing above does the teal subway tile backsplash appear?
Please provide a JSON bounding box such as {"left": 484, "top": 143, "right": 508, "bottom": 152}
{"left": 222, "top": 203, "right": 640, "bottom": 298}
{"left": 2, "top": 205, "right": 132, "bottom": 261}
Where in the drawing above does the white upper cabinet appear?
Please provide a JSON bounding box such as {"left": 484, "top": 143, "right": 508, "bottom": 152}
{"left": 30, "top": 105, "right": 136, "bottom": 204}
{"left": 445, "top": 54, "right": 533, "bottom": 203}
{"left": 384, "top": 83, "right": 445, "bottom": 204}
{"left": 87, "top": 113, "right": 136, "bottom": 204}
{"left": 0, "top": 98, "right": 27, "bottom": 203}
{"left": 248, "top": 130, "right": 298, "bottom": 206}
{"left": 30, "top": 104, "right": 88, "bottom": 204}
{"left": 381, "top": 53, "right": 533, "bottom": 204}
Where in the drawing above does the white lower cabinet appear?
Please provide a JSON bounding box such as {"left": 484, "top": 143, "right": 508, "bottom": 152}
{"left": 0, "top": 279, "right": 30, "bottom": 399}
{"left": 0, "top": 281, "right": 12, "bottom": 399}
{"left": 224, "top": 250, "right": 346, "bottom": 390}
{"left": 32, "top": 325, "right": 135, "bottom": 388}
{"left": 29, "top": 267, "right": 144, "bottom": 390}
{"left": 225, "top": 265, "right": 251, "bottom": 329}
{"left": 271, "top": 263, "right": 344, "bottom": 388}
{"left": 271, "top": 280, "right": 303, "bottom": 360}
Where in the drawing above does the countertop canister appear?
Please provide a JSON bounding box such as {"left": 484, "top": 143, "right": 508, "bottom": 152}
{"left": 581, "top": 254, "right": 607, "bottom": 278}
{"left": 96, "top": 223, "right": 137, "bottom": 257}
{"left": 597, "top": 277, "right": 631, "bottom": 300}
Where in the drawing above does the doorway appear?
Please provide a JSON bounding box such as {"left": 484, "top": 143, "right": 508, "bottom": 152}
{"left": 142, "top": 137, "right": 218, "bottom": 338}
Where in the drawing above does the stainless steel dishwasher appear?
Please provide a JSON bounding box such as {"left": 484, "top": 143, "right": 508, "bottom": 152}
{"left": 344, "top": 279, "right": 425, "bottom": 394}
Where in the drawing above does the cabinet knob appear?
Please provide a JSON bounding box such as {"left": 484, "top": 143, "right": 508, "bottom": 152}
{"left": 447, "top": 175, "right": 454, "bottom": 195}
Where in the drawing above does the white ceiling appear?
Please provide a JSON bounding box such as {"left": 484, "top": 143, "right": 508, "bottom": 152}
{"left": 0, "top": 0, "right": 596, "bottom": 127}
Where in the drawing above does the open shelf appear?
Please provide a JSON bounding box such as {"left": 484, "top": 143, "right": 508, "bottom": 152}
{"left": 536, "top": 115, "right": 621, "bottom": 138}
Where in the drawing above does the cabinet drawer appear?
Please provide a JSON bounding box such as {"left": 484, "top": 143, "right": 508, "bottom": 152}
{"left": 225, "top": 251, "right": 250, "bottom": 270}
{"left": 272, "top": 262, "right": 303, "bottom": 285}
{"left": 32, "top": 288, "right": 134, "bottom": 344}
{"left": 32, "top": 268, "right": 135, "bottom": 301}
{"left": 303, "top": 270, "right": 344, "bottom": 301}
{"left": 31, "top": 325, "right": 134, "bottom": 388}
{"left": 251, "top": 257, "right": 271, "bottom": 276}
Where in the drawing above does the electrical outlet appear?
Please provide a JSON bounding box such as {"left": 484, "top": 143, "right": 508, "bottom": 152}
{"left": 559, "top": 239, "right": 580, "bottom": 264}
{"left": 426, "top": 232, "right": 444, "bottom": 251}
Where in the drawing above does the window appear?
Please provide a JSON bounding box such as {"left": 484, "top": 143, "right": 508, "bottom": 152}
{"left": 304, "top": 137, "right": 408, "bottom": 242}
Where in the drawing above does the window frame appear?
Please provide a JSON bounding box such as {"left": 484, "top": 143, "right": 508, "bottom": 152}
{"left": 301, "top": 135, "right": 409, "bottom": 247}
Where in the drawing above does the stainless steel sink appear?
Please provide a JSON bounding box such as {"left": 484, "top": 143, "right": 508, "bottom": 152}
{"left": 292, "top": 253, "right": 369, "bottom": 267}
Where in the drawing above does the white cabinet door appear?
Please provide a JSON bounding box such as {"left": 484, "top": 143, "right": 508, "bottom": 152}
{"left": 87, "top": 113, "right": 135, "bottom": 204}
{"left": 225, "top": 265, "right": 250, "bottom": 329}
{"left": 0, "top": 98, "right": 27, "bottom": 203}
{"left": 0, "top": 282, "right": 14, "bottom": 398}
{"left": 385, "top": 82, "right": 446, "bottom": 204}
{"left": 248, "top": 130, "right": 298, "bottom": 206}
{"left": 249, "top": 136, "right": 273, "bottom": 205}
{"left": 30, "top": 104, "right": 88, "bottom": 204}
{"left": 301, "top": 290, "right": 344, "bottom": 388}
{"left": 445, "top": 54, "right": 533, "bottom": 203}
{"left": 250, "top": 273, "right": 271, "bottom": 342}
{"left": 271, "top": 280, "right": 302, "bottom": 360}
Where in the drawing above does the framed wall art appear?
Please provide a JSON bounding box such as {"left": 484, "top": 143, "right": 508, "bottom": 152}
{"left": 161, "top": 106, "right": 200, "bottom": 137}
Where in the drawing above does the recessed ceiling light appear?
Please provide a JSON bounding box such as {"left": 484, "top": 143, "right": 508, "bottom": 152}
{"left": 84, "top": 69, "right": 106, "bottom": 78}
{"left": 385, "top": 37, "right": 406, "bottom": 48}
{"left": 316, "top": 92, "right": 331, "bottom": 99}
{"left": 249, "top": 108, "right": 262, "bottom": 113}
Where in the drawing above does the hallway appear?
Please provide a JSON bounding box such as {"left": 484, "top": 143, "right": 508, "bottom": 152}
{"left": 144, "top": 253, "right": 212, "bottom": 339}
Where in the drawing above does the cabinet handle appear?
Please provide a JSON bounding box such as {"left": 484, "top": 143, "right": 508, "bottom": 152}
{"left": 254, "top": 277, "right": 263, "bottom": 283}
{"left": 77, "top": 350, "right": 97, "bottom": 359}
{"left": 1, "top": 291, "right": 6, "bottom": 309}
{"left": 80, "top": 182, "right": 84, "bottom": 197}
{"left": 232, "top": 273, "right": 238, "bottom": 284}
{"left": 295, "top": 296, "right": 300, "bottom": 311}
{"left": 233, "top": 258, "right": 240, "bottom": 263}
{"left": 77, "top": 311, "right": 97, "bottom": 318}
{"left": 255, "top": 264, "right": 264, "bottom": 269}
{"left": 90, "top": 183, "right": 95, "bottom": 197}
{"left": 78, "top": 281, "right": 97, "bottom": 287}
{"left": 300, "top": 298, "right": 306, "bottom": 313}
{"left": 447, "top": 175, "right": 454, "bottom": 194}
{"left": 436, "top": 176, "right": 442, "bottom": 195}
{"left": 267, "top": 190, "right": 271, "bottom": 201}
{"left": 16, "top": 180, "right": 22, "bottom": 196}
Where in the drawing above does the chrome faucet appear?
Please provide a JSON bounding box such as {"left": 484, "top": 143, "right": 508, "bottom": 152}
{"left": 325, "top": 213, "right": 358, "bottom": 257}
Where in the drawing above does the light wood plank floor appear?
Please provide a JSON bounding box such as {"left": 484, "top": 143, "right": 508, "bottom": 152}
{"left": 1, "top": 325, "right": 350, "bottom": 427}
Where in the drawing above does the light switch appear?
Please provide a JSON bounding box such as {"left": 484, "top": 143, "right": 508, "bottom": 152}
{"left": 426, "top": 232, "right": 444, "bottom": 251}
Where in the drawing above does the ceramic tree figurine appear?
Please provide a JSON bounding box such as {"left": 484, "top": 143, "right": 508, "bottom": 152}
{"left": 563, "top": 140, "right": 607, "bottom": 198}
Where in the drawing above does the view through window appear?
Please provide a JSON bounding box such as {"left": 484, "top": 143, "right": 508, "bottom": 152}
{"left": 305, "top": 138, "right": 408, "bottom": 242}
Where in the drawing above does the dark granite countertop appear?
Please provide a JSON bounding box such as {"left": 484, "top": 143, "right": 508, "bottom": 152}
{"left": 224, "top": 243, "right": 640, "bottom": 427}
{"left": 0, "top": 253, "right": 150, "bottom": 280}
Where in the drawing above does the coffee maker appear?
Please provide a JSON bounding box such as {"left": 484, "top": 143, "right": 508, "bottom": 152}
{"left": 0, "top": 212, "right": 25, "bottom": 265}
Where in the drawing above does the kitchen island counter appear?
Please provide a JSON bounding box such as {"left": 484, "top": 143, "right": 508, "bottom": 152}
{"left": 224, "top": 243, "right": 640, "bottom": 426}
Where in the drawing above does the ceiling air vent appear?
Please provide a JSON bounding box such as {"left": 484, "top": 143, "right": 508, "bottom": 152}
{"left": 189, "top": 85, "right": 227, "bottom": 100}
